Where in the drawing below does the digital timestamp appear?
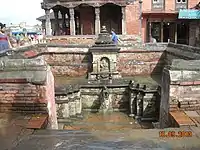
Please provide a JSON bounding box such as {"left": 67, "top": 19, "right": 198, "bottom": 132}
{"left": 159, "top": 131, "right": 193, "bottom": 138}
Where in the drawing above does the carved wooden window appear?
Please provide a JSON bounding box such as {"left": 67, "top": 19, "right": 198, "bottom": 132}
{"left": 152, "top": 0, "right": 165, "bottom": 10}
{"left": 175, "top": 0, "right": 187, "bottom": 10}
{"left": 176, "top": 0, "right": 186, "bottom": 3}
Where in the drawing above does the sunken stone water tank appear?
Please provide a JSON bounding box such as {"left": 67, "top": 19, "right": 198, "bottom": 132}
{"left": 55, "top": 26, "right": 161, "bottom": 124}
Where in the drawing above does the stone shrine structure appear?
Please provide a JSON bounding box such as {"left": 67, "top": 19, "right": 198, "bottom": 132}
{"left": 88, "top": 26, "right": 121, "bottom": 81}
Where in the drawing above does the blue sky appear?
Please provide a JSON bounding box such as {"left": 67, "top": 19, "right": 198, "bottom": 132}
{"left": 0, "top": 0, "right": 45, "bottom": 25}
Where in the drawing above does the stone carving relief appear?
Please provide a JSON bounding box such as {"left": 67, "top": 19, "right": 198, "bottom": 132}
{"left": 100, "top": 57, "right": 110, "bottom": 72}
{"left": 100, "top": 86, "right": 111, "bottom": 111}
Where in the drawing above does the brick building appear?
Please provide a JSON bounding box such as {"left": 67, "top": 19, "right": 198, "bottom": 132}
{"left": 142, "top": 0, "right": 200, "bottom": 45}
{"left": 40, "top": 0, "right": 200, "bottom": 45}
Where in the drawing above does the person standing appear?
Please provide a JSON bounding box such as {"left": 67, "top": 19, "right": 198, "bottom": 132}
{"left": 15, "top": 34, "right": 21, "bottom": 46}
{"left": 111, "top": 28, "right": 118, "bottom": 44}
{"left": 0, "top": 24, "right": 12, "bottom": 52}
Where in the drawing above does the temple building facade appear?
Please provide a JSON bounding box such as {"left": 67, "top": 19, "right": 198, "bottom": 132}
{"left": 40, "top": 0, "right": 200, "bottom": 46}
{"left": 41, "top": 0, "right": 141, "bottom": 36}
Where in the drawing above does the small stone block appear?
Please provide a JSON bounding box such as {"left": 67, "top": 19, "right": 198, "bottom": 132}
{"left": 26, "top": 114, "right": 48, "bottom": 129}
{"left": 180, "top": 81, "right": 194, "bottom": 86}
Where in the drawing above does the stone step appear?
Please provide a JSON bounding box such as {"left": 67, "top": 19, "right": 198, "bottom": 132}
{"left": 26, "top": 114, "right": 48, "bottom": 129}
{"left": 170, "top": 111, "right": 196, "bottom": 127}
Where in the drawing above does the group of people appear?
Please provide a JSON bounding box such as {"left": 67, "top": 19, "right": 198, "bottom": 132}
{"left": 0, "top": 23, "right": 12, "bottom": 52}
{"left": 0, "top": 23, "right": 120, "bottom": 53}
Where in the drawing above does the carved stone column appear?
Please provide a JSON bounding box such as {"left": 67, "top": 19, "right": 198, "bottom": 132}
{"left": 53, "top": 9, "right": 60, "bottom": 36}
{"left": 61, "top": 11, "right": 67, "bottom": 34}
{"left": 121, "top": 6, "right": 126, "bottom": 35}
{"left": 45, "top": 9, "right": 51, "bottom": 36}
{"left": 95, "top": 7, "right": 100, "bottom": 35}
{"left": 69, "top": 8, "right": 75, "bottom": 35}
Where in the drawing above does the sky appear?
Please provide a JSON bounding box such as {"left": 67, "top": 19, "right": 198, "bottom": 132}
{"left": 0, "top": 0, "right": 45, "bottom": 26}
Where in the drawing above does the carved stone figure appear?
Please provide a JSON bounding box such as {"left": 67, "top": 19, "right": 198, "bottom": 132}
{"left": 100, "top": 86, "right": 110, "bottom": 111}
{"left": 100, "top": 57, "right": 110, "bottom": 72}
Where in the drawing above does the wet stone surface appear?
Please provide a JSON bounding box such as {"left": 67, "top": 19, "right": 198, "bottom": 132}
{"left": 0, "top": 113, "right": 200, "bottom": 149}
{"left": 12, "top": 133, "right": 161, "bottom": 150}
{"left": 11, "top": 129, "right": 200, "bottom": 150}
{"left": 61, "top": 112, "right": 153, "bottom": 131}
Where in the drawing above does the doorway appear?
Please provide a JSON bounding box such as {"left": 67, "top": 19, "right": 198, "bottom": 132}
{"left": 151, "top": 22, "right": 161, "bottom": 42}
{"left": 163, "top": 22, "right": 175, "bottom": 43}
{"left": 177, "top": 22, "right": 189, "bottom": 45}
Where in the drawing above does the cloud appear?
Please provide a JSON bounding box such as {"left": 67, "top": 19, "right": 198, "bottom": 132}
{"left": 0, "top": 0, "right": 45, "bottom": 25}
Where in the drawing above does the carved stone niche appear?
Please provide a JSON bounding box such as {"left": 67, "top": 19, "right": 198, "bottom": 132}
{"left": 88, "top": 26, "right": 121, "bottom": 80}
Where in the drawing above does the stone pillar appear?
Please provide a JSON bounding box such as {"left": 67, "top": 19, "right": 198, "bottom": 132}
{"left": 61, "top": 11, "right": 67, "bottom": 34}
{"left": 121, "top": 6, "right": 126, "bottom": 35}
{"left": 45, "top": 9, "right": 51, "bottom": 36}
{"left": 95, "top": 7, "right": 101, "bottom": 35}
{"left": 69, "top": 8, "right": 75, "bottom": 35}
{"left": 53, "top": 9, "right": 60, "bottom": 36}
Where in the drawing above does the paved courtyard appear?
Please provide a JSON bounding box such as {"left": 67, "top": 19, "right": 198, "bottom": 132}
{"left": 0, "top": 113, "right": 200, "bottom": 150}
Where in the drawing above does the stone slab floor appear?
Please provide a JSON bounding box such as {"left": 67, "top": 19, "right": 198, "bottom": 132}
{"left": 1, "top": 112, "right": 200, "bottom": 150}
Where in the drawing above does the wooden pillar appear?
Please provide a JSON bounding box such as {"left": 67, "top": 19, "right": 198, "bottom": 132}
{"left": 69, "top": 8, "right": 76, "bottom": 35}
{"left": 45, "top": 9, "right": 51, "bottom": 36}
{"left": 161, "top": 21, "right": 164, "bottom": 42}
{"left": 121, "top": 6, "right": 126, "bottom": 35}
{"left": 95, "top": 7, "right": 100, "bottom": 35}
{"left": 53, "top": 9, "right": 60, "bottom": 36}
{"left": 175, "top": 23, "right": 177, "bottom": 44}
{"left": 61, "top": 11, "right": 67, "bottom": 34}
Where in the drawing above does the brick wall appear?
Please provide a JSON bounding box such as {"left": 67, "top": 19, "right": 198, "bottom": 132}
{"left": 126, "top": 4, "right": 139, "bottom": 35}
{"left": 42, "top": 48, "right": 165, "bottom": 77}
{"left": 0, "top": 81, "right": 47, "bottom": 113}
{"left": 117, "top": 51, "right": 165, "bottom": 76}
{"left": 0, "top": 58, "right": 58, "bottom": 129}
{"left": 142, "top": 0, "right": 199, "bottom": 11}
{"left": 43, "top": 52, "right": 91, "bottom": 76}
{"left": 166, "top": 59, "right": 200, "bottom": 112}
{"left": 170, "top": 83, "right": 200, "bottom": 111}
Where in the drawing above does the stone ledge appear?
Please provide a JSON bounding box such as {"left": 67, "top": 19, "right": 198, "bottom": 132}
{"left": 171, "top": 59, "right": 200, "bottom": 71}
{"left": 0, "top": 58, "right": 47, "bottom": 71}
{"left": 171, "top": 81, "right": 200, "bottom": 86}
{"left": 168, "top": 43, "right": 200, "bottom": 54}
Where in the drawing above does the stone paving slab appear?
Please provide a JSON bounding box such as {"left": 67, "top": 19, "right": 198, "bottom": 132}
{"left": 11, "top": 129, "right": 200, "bottom": 150}
{"left": 0, "top": 113, "right": 34, "bottom": 150}
{"left": 170, "top": 111, "right": 196, "bottom": 126}
{"left": 184, "top": 111, "right": 200, "bottom": 117}
{"left": 26, "top": 114, "right": 48, "bottom": 129}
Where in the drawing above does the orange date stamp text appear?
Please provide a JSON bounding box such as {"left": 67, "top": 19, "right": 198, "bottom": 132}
{"left": 159, "top": 130, "right": 192, "bottom": 138}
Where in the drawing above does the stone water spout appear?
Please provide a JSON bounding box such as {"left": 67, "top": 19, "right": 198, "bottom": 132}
{"left": 100, "top": 86, "right": 111, "bottom": 112}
